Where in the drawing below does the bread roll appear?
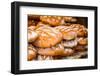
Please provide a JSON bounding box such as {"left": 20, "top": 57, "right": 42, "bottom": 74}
{"left": 28, "top": 28, "right": 38, "bottom": 42}
{"left": 33, "top": 25, "right": 63, "bottom": 48}
{"left": 63, "top": 16, "right": 77, "bottom": 22}
{"left": 55, "top": 26, "right": 77, "bottom": 40}
{"left": 77, "top": 37, "right": 88, "bottom": 45}
{"left": 62, "top": 39, "right": 78, "bottom": 48}
{"left": 40, "top": 16, "right": 65, "bottom": 26}
{"left": 28, "top": 45, "right": 37, "bottom": 61}
{"left": 37, "top": 44, "right": 74, "bottom": 56}
{"left": 70, "top": 24, "right": 87, "bottom": 37}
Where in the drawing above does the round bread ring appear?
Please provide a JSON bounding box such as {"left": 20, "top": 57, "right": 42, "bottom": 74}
{"left": 33, "top": 25, "right": 63, "bottom": 48}
{"left": 40, "top": 16, "right": 64, "bottom": 26}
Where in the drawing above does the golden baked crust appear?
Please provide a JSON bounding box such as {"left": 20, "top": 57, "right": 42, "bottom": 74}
{"left": 63, "top": 16, "right": 77, "bottom": 22}
{"left": 55, "top": 26, "right": 77, "bottom": 40}
{"left": 37, "top": 44, "right": 74, "bottom": 56}
{"left": 70, "top": 24, "right": 87, "bottom": 37}
{"left": 28, "top": 45, "right": 37, "bottom": 61}
{"left": 28, "top": 26, "right": 36, "bottom": 31}
{"left": 40, "top": 16, "right": 65, "bottom": 26}
{"left": 64, "top": 48, "right": 74, "bottom": 56}
{"left": 35, "top": 22, "right": 50, "bottom": 29}
{"left": 62, "top": 39, "right": 78, "bottom": 48}
{"left": 33, "top": 25, "right": 63, "bottom": 48}
{"left": 37, "top": 44, "right": 64, "bottom": 56}
{"left": 28, "top": 27, "right": 38, "bottom": 42}
{"left": 77, "top": 37, "right": 88, "bottom": 45}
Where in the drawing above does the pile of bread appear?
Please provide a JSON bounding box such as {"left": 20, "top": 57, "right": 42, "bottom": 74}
{"left": 28, "top": 15, "right": 88, "bottom": 61}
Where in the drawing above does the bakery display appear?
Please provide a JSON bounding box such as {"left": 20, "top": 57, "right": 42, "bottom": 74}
{"left": 27, "top": 15, "right": 88, "bottom": 61}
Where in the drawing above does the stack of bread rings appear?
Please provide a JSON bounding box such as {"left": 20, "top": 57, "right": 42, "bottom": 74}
{"left": 28, "top": 15, "right": 88, "bottom": 61}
